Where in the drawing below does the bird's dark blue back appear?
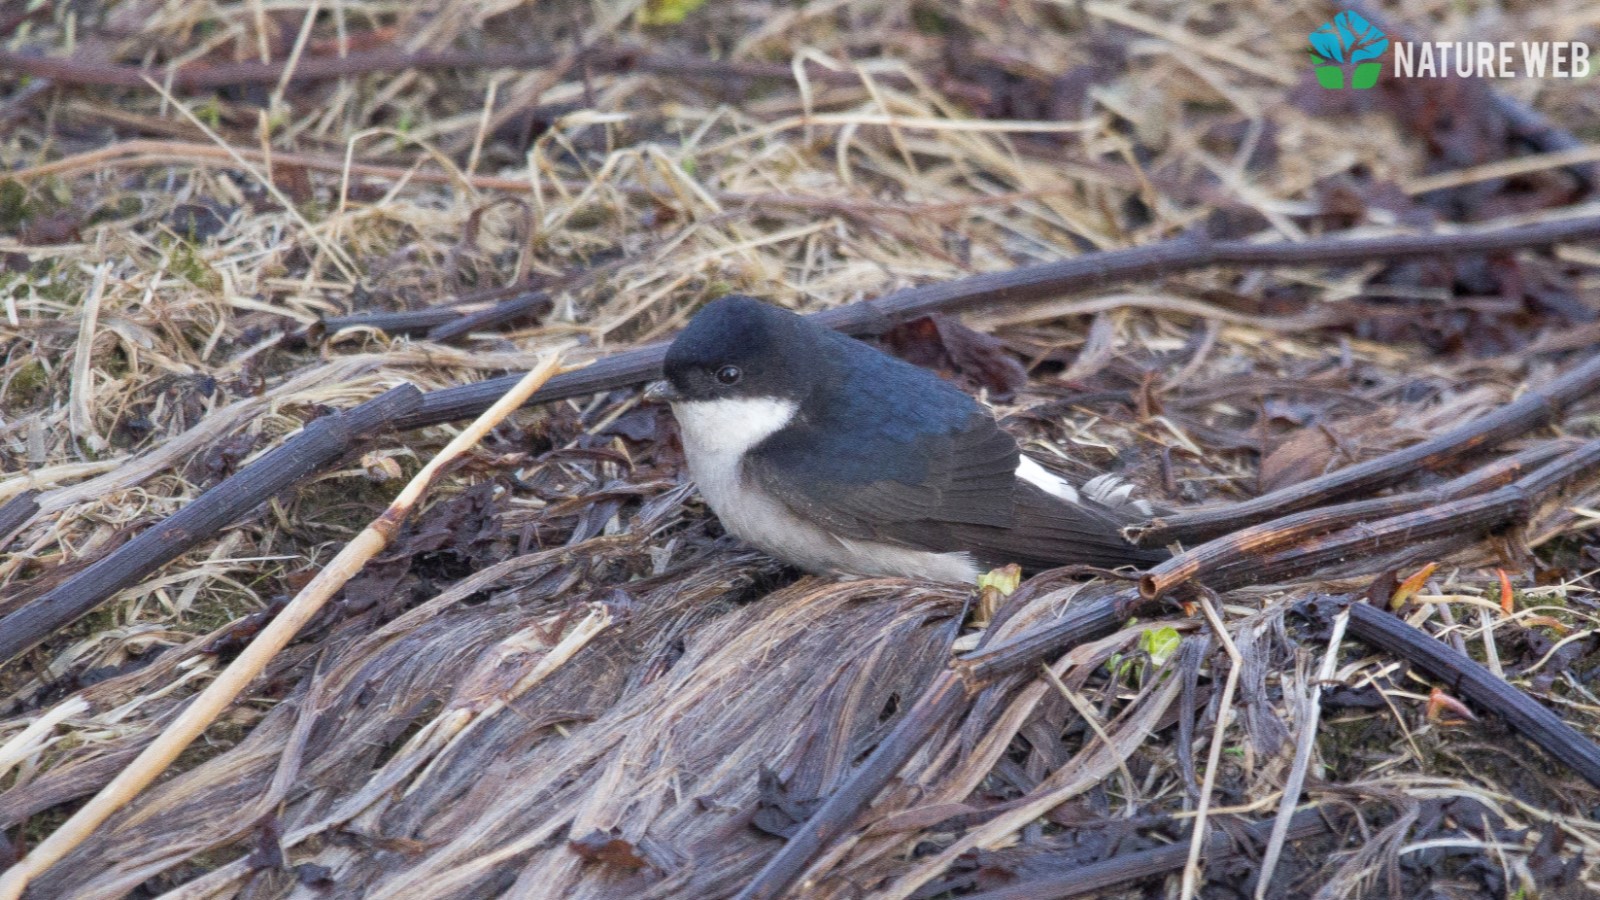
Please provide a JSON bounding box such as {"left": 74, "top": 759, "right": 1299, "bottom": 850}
{"left": 787, "top": 326, "right": 989, "bottom": 485}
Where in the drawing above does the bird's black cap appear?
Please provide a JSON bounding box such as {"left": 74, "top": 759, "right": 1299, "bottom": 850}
{"left": 660, "top": 296, "right": 822, "bottom": 404}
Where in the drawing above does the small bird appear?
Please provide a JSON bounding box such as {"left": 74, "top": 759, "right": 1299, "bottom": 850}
{"left": 646, "top": 296, "right": 1165, "bottom": 583}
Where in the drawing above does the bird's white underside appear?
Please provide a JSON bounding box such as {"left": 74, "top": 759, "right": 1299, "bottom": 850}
{"left": 670, "top": 396, "right": 1140, "bottom": 582}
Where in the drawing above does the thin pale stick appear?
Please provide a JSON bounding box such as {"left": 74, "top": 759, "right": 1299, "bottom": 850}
{"left": 1255, "top": 610, "right": 1348, "bottom": 899}
{"left": 1181, "top": 595, "right": 1244, "bottom": 900}
{"left": 1406, "top": 145, "right": 1600, "bottom": 195}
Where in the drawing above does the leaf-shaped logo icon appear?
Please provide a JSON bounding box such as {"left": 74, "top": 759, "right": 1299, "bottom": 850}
{"left": 1309, "top": 11, "right": 1388, "bottom": 64}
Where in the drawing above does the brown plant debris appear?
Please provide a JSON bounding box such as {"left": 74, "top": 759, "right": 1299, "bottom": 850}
{"left": 3, "top": 1, "right": 1600, "bottom": 898}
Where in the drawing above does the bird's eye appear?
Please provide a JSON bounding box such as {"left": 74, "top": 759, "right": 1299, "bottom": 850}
{"left": 715, "top": 365, "right": 742, "bottom": 385}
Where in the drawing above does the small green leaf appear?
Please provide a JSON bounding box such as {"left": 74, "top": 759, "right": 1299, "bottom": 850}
{"left": 170, "top": 241, "right": 223, "bottom": 292}
{"left": 1139, "top": 626, "right": 1182, "bottom": 668}
{"left": 1108, "top": 651, "right": 1137, "bottom": 682}
{"left": 639, "top": 0, "right": 707, "bottom": 26}
{"left": 977, "top": 565, "right": 1022, "bottom": 597}
{"left": 197, "top": 97, "right": 222, "bottom": 130}
{"left": 0, "top": 179, "right": 28, "bottom": 229}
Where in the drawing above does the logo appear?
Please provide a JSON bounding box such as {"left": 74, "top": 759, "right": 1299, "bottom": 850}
{"left": 1307, "top": 12, "right": 1591, "bottom": 87}
{"left": 1309, "top": 11, "right": 1389, "bottom": 90}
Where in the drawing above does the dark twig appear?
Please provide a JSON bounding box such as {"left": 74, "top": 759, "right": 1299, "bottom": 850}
{"left": 316, "top": 279, "right": 550, "bottom": 339}
{"left": 1131, "top": 353, "right": 1600, "bottom": 548}
{"left": 425, "top": 290, "right": 550, "bottom": 342}
{"left": 1138, "top": 440, "right": 1579, "bottom": 599}
{"left": 0, "top": 386, "right": 423, "bottom": 665}
{"left": 1195, "top": 439, "right": 1600, "bottom": 593}
{"left": 355, "top": 217, "right": 717, "bottom": 345}
{"left": 1347, "top": 601, "right": 1600, "bottom": 790}
{"left": 1490, "top": 95, "right": 1600, "bottom": 191}
{"left": 316, "top": 290, "right": 551, "bottom": 343}
{"left": 955, "top": 583, "right": 1153, "bottom": 686}
{"left": 0, "top": 490, "right": 40, "bottom": 548}
{"left": 316, "top": 307, "right": 465, "bottom": 338}
{"left": 962, "top": 807, "right": 1338, "bottom": 900}
{"left": 396, "top": 215, "right": 1600, "bottom": 431}
{"left": 397, "top": 343, "right": 671, "bottom": 430}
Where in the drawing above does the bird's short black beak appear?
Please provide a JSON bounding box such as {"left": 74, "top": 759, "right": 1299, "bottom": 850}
{"left": 644, "top": 380, "right": 682, "bottom": 403}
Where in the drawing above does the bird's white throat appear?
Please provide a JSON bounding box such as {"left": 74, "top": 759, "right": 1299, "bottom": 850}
{"left": 671, "top": 396, "right": 798, "bottom": 461}
{"left": 670, "top": 395, "right": 799, "bottom": 521}
{"left": 670, "top": 396, "right": 803, "bottom": 563}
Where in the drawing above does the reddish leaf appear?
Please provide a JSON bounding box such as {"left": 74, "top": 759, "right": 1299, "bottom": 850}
{"left": 1258, "top": 428, "right": 1338, "bottom": 494}
{"left": 272, "top": 163, "right": 315, "bottom": 204}
{"left": 1497, "top": 568, "right": 1515, "bottom": 616}
{"left": 1426, "top": 687, "right": 1477, "bottom": 725}
{"left": 1390, "top": 561, "right": 1438, "bottom": 610}
{"left": 569, "top": 828, "right": 649, "bottom": 871}
{"left": 1258, "top": 411, "right": 1396, "bottom": 493}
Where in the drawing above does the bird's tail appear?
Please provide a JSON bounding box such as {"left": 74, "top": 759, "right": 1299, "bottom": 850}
{"left": 938, "top": 480, "right": 1168, "bottom": 573}
{"left": 1081, "top": 472, "right": 1155, "bottom": 517}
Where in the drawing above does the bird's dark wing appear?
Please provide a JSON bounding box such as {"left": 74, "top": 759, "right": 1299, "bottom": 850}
{"left": 917, "top": 482, "right": 1170, "bottom": 571}
{"left": 748, "top": 422, "right": 1165, "bottom": 570}
{"left": 745, "top": 408, "right": 1021, "bottom": 541}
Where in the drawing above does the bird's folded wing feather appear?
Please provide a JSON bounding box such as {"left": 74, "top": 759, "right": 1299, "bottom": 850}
{"left": 744, "top": 410, "right": 1020, "bottom": 542}
{"left": 920, "top": 482, "right": 1169, "bottom": 569}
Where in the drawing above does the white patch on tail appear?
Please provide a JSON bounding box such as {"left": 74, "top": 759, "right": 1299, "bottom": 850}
{"left": 1016, "top": 456, "right": 1080, "bottom": 504}
{"left": 1020, "top": 456, "right": 1152, "bottom": 514}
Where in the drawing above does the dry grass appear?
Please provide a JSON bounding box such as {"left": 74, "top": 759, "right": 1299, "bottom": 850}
{"left": 2, "top": 0, "right": 1600, "bottom": 897}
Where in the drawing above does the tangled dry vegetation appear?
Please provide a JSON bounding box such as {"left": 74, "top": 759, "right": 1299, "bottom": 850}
{"left": 3, "top": 0, "right": 1600, "bottom": 897}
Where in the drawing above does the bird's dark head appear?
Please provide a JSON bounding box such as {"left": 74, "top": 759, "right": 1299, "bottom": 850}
{"left": 655, "top": 296, "right": 819, "bottom": 404}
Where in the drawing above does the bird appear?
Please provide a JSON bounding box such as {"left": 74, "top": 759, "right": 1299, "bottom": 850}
{"left": 645, "top": 296, "right": 1166, "bottom": 583}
